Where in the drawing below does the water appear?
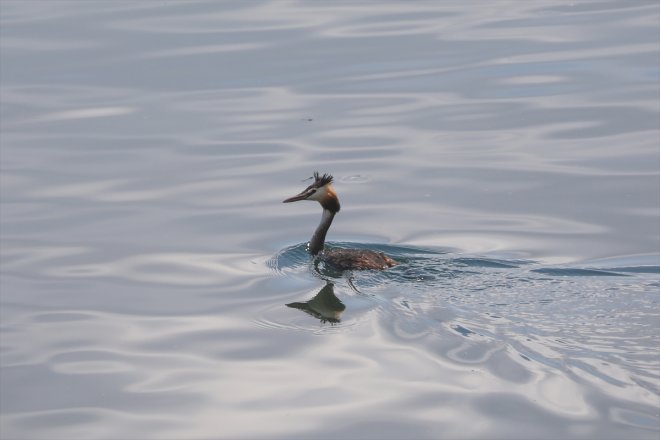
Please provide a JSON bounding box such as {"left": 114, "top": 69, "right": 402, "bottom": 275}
{"left": 1, "top": 1, "right": 659, "bottom": 439}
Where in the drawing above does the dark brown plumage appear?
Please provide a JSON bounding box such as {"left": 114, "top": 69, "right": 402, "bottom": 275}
{"left": 320, "top": 248, "right": 398, "bottom": 270}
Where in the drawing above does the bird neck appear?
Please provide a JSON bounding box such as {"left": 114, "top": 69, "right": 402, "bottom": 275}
{"left": 309, "top": 208, "right": 336, "bottom": 255}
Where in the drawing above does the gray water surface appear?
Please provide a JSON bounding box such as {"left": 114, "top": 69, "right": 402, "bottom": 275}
{"left": 1, "top": 1, "right": 659, "bottom": 439}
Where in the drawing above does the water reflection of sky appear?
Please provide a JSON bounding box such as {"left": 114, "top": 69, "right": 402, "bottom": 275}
{"left": 1, "top": 1, "right": 659, "bottom": 439}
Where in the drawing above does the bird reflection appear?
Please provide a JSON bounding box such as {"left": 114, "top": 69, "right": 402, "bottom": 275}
{"left": 286, "top": 282, "right": 345, "bottom": 324}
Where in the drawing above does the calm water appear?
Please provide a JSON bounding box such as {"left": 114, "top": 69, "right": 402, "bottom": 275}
{"left": 1, "top": 1, "right": 659, "bottom": 439}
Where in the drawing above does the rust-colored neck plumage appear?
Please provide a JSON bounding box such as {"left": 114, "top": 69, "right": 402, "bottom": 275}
{"left": 319, "top": 186, "right": 340, "bottom": 214}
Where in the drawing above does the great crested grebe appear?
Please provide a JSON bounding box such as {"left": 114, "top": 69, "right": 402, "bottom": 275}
{"left": 283, "top": 172, "right": 398, "bottom": 270}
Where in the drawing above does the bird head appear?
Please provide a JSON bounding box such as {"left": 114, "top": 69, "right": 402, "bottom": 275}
{"left": 283, "top": 172, "right": 340, "bottom": 213}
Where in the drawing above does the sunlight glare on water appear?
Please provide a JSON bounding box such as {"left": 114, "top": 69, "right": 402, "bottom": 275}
{"left": 1, "top": 1, "right": 659, "bottom": 439}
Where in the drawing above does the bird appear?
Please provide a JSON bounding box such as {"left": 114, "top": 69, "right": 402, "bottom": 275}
{"left": 283, "top": 172, "right": 398, "bottom": 270}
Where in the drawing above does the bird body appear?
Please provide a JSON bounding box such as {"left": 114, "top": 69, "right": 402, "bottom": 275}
{"left": 318, "top": 247, "right": 397, "bottom": 271}
{"left": 283, "top": 172, "right": 397, "bottom": 271}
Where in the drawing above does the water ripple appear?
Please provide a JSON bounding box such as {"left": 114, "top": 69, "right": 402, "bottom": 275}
{"left": 45, "top": 252, "right": 265, "bottom": 286}
{"left": 2, "top": 1, "right": 659, "bottom": 439}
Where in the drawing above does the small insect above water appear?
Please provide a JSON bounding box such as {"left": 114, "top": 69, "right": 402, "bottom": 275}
{"left": 283, "top": 172, "right": 398, "bottom": 270}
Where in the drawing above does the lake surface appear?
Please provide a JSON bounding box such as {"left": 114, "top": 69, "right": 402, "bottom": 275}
{"left": 1, "top": 1, "right": 659, "bottom": 439}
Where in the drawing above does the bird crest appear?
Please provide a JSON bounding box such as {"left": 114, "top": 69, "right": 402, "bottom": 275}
{"left": 313, "top": 171, "right": 333, "bottom": 188}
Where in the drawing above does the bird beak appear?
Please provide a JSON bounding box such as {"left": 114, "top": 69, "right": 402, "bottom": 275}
{"left": 283, "top": 191, "right": 309, "bottom": 203}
